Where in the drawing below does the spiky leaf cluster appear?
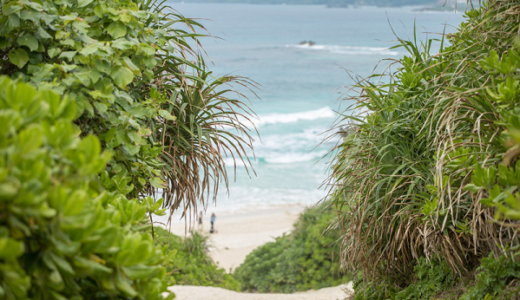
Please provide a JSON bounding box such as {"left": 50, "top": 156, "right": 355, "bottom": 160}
{"left": 328, "top": 0, "right": 520, "bottom": 289}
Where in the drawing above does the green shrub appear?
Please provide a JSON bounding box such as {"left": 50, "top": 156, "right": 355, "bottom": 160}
{"left": 350, "top": 280, "right": 392, "bottom": 300}
{"left": 234, "top": 203, "right": 348, "bottom": 293}
{"left": 0, "top": 76, "right": 172, "bottom": 299}
{"left": 327, "top": 0, "right": 520, "bottom": 288}
{"left": 0, "top": 0, "right": 171, "bottom": 195}
{"left": 461, "top": 252, "right": 520, "bottom": 300}
{"left": 0, "top": 0, "right": 257, "bottom": 296}
{"left": 0, "top": 0, "right": 256, "bottom": 216}
{"left": 351, "top": 257, "right": 457, "bottom": 300}
{"left": 352, "top": 253, "right": 520, "bottom": 300}
{"left": 152, "top": 227, "right": 241, "bottom": 291}
{"left": 396, "top": 257, "right": 457, "bottom": 300}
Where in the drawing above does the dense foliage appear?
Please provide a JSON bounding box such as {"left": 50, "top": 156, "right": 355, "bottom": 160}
{"left": 395, "top": 258, "right": 457, "bottom": 300}
{"left": 1, "top": 0, "right": 173, "bottom": 196}
{"left": 352, "top": 252, "right": 520, "bottom": 299}
{"left": 0, "top": 77, "right": 172, "bottom": 299}
{"left": 351, "top": 257, "right": 457, "bottom": 299}
{"left": 153, "top": 227, "right": 241, "bottom": 291}
{"left": 327, "top": 0, "right": 520, "bottom": 298}
{"left": 0, "top": 0, "right": 256, "bottom": 297}
{"left": 234, "top": 203, "right": 348, "bottom": 293}
{"left": 0, "top": 0, "right": 256, "bottom": 220}
{"left": 460, "top": 252, "right": 520, "bottom": 300}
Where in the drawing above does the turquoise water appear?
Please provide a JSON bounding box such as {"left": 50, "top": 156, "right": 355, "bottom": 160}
{"left": 167, "top": 3, "right": 465, "bottom": 217}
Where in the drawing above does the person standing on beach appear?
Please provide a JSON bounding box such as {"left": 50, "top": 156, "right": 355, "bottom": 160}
{"left": 198, "top": 211, "right": 203, "bottom": 230}
{"left": 210, "top": 213, "right": 216, "bottom": 233}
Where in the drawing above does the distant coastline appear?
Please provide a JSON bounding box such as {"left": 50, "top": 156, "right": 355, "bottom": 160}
{"left": 176, "top": 0, "right": 442, "bottom": 8}
{"left": 174, "top": 1, "right": 479, "bottom": 13}
{"left": 412, "top": 3, "right": 480, "bottom": 12}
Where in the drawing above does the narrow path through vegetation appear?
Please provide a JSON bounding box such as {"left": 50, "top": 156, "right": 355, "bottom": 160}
{"left": 168, "top": 283, "right": 352, "bottom": 300}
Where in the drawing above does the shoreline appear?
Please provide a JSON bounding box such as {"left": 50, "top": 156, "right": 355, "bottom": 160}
{"left": 167, "top": 203, "right": 308, "bottom": 271}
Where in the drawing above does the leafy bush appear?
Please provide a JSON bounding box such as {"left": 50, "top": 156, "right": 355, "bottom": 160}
{"left": 461, "top": 41, "right": 520, "bottom": 224}
{"left": 351, "top": 253, "right": 520, "bottom": 300}
{"left": 393, "top": 258, "right": 457, "bottom": 300}
{"left": 0, "top": 76, "right": 172, "bottom": 299}
{"left": 461, "top": 252, "right": 520, "bottom": 300}
{"left": 0, "top": 0, "right": 257, "bottom": 297}
{"left": 0, "top": 0, "right": 256, "bottom": 218}
{"left": 234, "top": 203, "right": 348, "bottom": 293}
{"left": 351, "top": 257, "right": 457, "bottom": 300}
{"left": 0, "top": 0, "right": 170, "bottom": 195}
{"left": 152, "top": 227, "right": 241, "bottom": 291}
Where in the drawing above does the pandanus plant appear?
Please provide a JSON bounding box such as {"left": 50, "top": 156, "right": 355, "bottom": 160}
{"left": 138, "top": 0, "right": 259, "bottom": 223}
{"left": 326, "top": 0, "right": 520, "bottom": 287}
{"left": 149, "top": 68, "right": 258, "bottom": 224}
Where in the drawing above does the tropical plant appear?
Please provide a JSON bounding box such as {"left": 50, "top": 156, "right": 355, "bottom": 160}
{"left": 351, "top": 257, "right": 457, "bottom": 300}
{"left": 0, "top": 0, "right": 169, "bottom": 196}
{"left": 0, "top": 0, "right": 257, "bottom": 223}
{"left": 234, "top": 203, "right": 348, "bottom": 293}
{"left": 460, "top": 252, "right": 520, "bottom": 300}
{"left": 148, "top": 69, "right": 257, "bottom": 220}
{"left": 0, "top": 0, "right": 258, "bottom": 297}
{"left": 0, "top": 76, "right": 173, "bottom": 299}
{"left": 327, "top": 0, "right": 520, "bottom": 292}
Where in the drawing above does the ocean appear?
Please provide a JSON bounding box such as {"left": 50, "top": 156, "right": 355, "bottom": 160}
{"left": 164, "top": 2, "right": 465, "bottom": 221}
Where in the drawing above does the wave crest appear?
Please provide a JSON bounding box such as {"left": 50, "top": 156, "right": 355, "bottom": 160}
{"left": 254, "top": 107, "right": 335, "bottom": 127}
{"left": 288, "top": 44, "right": 399, "bottom": 56}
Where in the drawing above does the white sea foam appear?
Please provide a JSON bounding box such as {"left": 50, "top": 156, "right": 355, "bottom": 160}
{"left": 257, "top": 127, "right": 328, "bottom": 148}
{"left": 287, "top": 44, "right": 399, "bottom": 56}
{"left": 158, "top": 186, "right": 328, "bottom": 224}
{"left": 253, "top": 107, "right": 335, "bottom": 128}
{"left": 211, "top": 187, "right": 327, "bottom": 213}
{"left": 222, "top": 157, "right": 254, "bottom": 167}
{"left": 263, "top": 150, "right": 328, "bottom": 164}
{"left": 221, "top": 125, "right": 340, "bottom": 166}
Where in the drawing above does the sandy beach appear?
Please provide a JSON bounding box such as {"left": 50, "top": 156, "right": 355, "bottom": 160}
{"left": 168, "top": 283, "right": 352, "bottom": 300}
{"left": 166, "top": 204, "right": 352, "bottom": 300}
{"left": 167, "top": 204, "right": 307, "bottom": 272}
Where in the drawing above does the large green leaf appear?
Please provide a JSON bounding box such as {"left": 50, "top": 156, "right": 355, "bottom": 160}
{"left": 110, "top": 66, "right": 134, "bottom": 88}
{"left": 48, "top": 48, "right": 60, "bottom": 58}
{"left": 158, "top": 109, "right": 176, "bottom": 121}
{"left": 17, "top": 35, "right": 38, "bottom": 51}
{"left": 77, "top": 0, "right": 94, "bottom": 7}
{"left": 106, "top": 22, "right": 127, "bottom": 38}
{"left": 59, "top": 51, "right": 77, "bottom": 61}
{"left": 8, "top": 48, "right": 28, "bottom": 68}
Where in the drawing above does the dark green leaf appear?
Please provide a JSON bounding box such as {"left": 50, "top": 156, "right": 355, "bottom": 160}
{"left": 8, "top": 48, "right": 29, "bottom": 68}
{"left": 17, "top": 35, "right": 38, "bottom": 52}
